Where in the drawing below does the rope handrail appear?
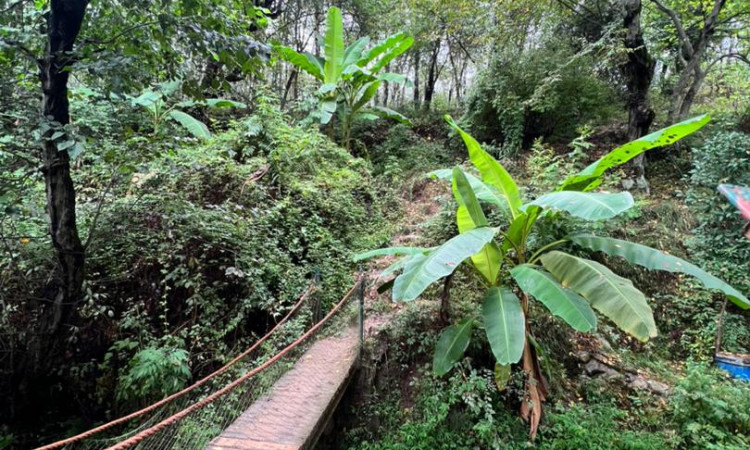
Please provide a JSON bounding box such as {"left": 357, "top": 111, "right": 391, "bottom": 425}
{"left": 35, "top": 282, "right": 318, "bottom": 450}
{"left": 106, "top": 277, "right": 362, "bottom": 450}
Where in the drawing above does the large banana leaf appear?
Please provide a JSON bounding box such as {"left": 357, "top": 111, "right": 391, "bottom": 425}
{"left": 453, "top": 169, "right": 501, "bottom": 284}
{"left": 511, "top": 264, "right": 597, "bottom": 332}
{"left": 319, "top": 100, "right": 337, "bottom": 125}
{"left": 168, "top": 110, "right": 211, "bottom": 140}
{"left": 452, "top": 168, "right": 488, "bottom": 226}
{"left": 323, "top": 7, "right": 345, "bottom": 83}
{"left": 525, "top": 191, "right": 634, "bottom": 220}
{"left": 569, "top": 234, "right": 750, "bottom": 309}
{"left": 358, "top": 32, "right": 402, "bottom": 66}
{"left": 558, "top": 115, "right": 710, "bottom": 192}
{"left": 541, "top": 251, "right": 657, "bottom": 341}
{"left": 369, "top": 106, "right": 411, "bottom": 125}
{"left": 501, "top": 208, "right": 540, "bottom": 254}
{"left": 430, "top": 169, "right": 506, "bottom": 210}
{"left": 275, "top": 46, "right": 324, "bottom": 80}
{"left": 445, "top": 116, "right": 522, "bottom": 217}
{"left": 483, "top": 287, "right": 525, "bottom": 365}
{"left": 353, "top": 246, "right": 428, "bottom": 262}
{"left": 433, "top": 318, "right": 474, "bottom": 376}
{"left": 343, "top": 36, "right": 370, "bottom": 68}
{"left": 370, "top": 36, "right": 414, "bottom": 73}
{"left": 352, "top": 81, "right": 382, "bottom": 111}
{"left": 393, "top": 227, "right": 497, "bottom": 301}
{"left": 359, "top": 32, "right": 413, "bottom": 72}
{"left": 377, "top": 72, "right": 412, "bottom": 86}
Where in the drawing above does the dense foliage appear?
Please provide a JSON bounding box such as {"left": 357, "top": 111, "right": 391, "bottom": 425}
{"left": 2, "top": 0, "right": 750, "bottom": 448}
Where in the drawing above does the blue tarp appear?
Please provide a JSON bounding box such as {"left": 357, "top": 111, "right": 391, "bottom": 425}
{"left": 716, "top": 358, "right": 750, "bottom": 381}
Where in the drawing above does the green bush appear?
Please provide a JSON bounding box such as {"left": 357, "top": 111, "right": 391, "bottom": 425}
{"left": 687, "top": 131, "right": 750, "bottom": 290}
{"left": 686, "top": 131, "right": 750, "bottom": 354}
{"left": 670, "top": 363, "right": 750, "bottom": 449}
{"left": 462, "top": 44, "right": 620, "bottom": 153}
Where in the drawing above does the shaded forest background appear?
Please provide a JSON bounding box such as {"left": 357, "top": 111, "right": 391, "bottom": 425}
{"left": 1, "top": 0, "right": 750, "bottom": 448}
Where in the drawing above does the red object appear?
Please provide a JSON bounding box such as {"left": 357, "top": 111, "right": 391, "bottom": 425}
{"left": 718, "top": 184, "right": 750, "bottom": 220}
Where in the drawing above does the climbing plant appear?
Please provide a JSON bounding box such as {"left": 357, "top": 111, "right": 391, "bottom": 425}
{"left": 356, "top": 113, "right": 749, "bottom": 437}
{"left": 276, "top": 6, "right": 413, "bottom": 149}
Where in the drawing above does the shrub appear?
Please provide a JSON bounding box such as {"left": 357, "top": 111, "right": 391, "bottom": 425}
{"left": 686, "top": 131, "right": 750, "bottom": 354}
{"left": 670, "top": 363, "right": 750, "bottom": 448}
{"left": 687, "top": 131, "right": 750, "bottom": 290}
{"left": 462, "top": 44, "right": 620, "bottom": 153}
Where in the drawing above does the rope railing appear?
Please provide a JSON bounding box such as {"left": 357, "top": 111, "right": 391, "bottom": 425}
{"left": 108, "top": 277, "right": 362, "bottom": 450}
{"left": 34, "top": 276, "right": 362, "bottom": 450}
{"left": 35, "top": 281, "right": 319, "bottom": 450}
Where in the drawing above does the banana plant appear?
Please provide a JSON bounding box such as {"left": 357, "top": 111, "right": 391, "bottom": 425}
{"left": 128, "top": 81, "right": 246, "bottom": 141}
{"left": 355, "top": 113, "right": 749, "bottom": 438}
{"left": 276, "top": 7, "right": 413, "bottom": 150}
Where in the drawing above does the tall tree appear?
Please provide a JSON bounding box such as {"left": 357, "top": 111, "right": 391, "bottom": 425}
{"left": 649, "top": 0, "right": 748, "bottom": 121}
{"left": 621, "top": 0, "right": 655, "bottom": 192}
{"left": 41, "top": 0, "right": 89, "bottom": 332}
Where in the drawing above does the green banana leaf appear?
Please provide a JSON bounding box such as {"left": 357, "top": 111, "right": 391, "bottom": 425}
{"left": 511, "top": 264, "right": 597, "bottom": 332}
{"left": 568, "top": 234, "right": 750, "bottom": 309}
{"left": 483, "top": 287, "right": 525, "bottom": 365}
{"left": 541, "top": 251, "right": 657, "bottom": 341}
{"left": 393, "top": 227, "right": 497, "bottom": 301}
{"left": 433, "top": 318, "right": 474, "bottom": 376}
{"left": 524, "top": 191, "right": 634, "bottom": 220}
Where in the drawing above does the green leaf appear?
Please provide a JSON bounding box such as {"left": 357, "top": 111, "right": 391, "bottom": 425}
{"left": 430, "top": 168, "right": 506, "bottom": 210}
{"left": 343, "top": 36, "right": 371, "bottom": 68}
{"left": 511, "top": 264, "right": 597, "bottom": 332}
{"left": 433, "top": 319, "right": 474, "bottom": 376}
{"left": 393, "top": 228, "right": 497, "bottom": 301}
{"left": 558, "top": 115, "right": 711, "bottom": 191}
{"left": 501, "top": 207, "right": 540, "bottom": 254}
{"left": 371, "top": 36, "right": 413, "bottom": 73}
{"left": 525, "top": 191, "right": 634, "bottom": 220}
{"left": 352, "top": 81, "right": 381, "bottom": 112}
{"left": 359, "top": 32, "right": 412, "bottom": 70}
{"left": 276, "top": 46, "right": 324, "bottom": 80}
{"left": 323, "top": 7, "right": 345, "bottom": 83}
{"left": 369, "top": 106, "right": 411, "bottom": 125}
{"left": 131, "top": 90, "right": 161, "bottom": 108}
{"left": 205, "top": 98, "right": 247, "bottom": 109}
{"left": 482, "top": 287, "right": 525, "bottom": 365}
{"left": 453, "top": 168, "right": 501, "bottom": 284}
{"left": 353, "top": 246, "right": 428, "bottom": 262}
{"left": 167, "top": 110, "right": 211, "bottom": 140}
{"left": 452, "top": 168, "right": 488, "bottom": 227}
{"left": 541, "top": 251, "right": 657, "bottom": 341}
{"left": 494, "top": 363, "right": 511, "bottom": 391}
{"left": 445, "top": 115, "right": 522, "bottom": 217}
{"left": 317, "top": 83, "right": 338, "bottom": 96}
{"left": 319, "top": 100, "right": 337, "bottom": 125}
{"left": 380, "top": 255, "right": 411, "bottom": 278}
{"left": 568, "top": 234, "right": 750, "bottom": 309}
{"left": 377, "top": 72, "right": 411, "bottom": 86}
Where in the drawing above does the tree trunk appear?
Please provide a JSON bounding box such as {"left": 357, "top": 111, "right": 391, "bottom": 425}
{"left": 412, "top": 50, "right": 421, "bottom": 109}
{"left": 40, "top": 0, "right": 88, "bottom": 333}
{"left": 621, "top": 0, "right": 655, "bottom": 194}
{"left": 280, "top": 69, "right": 298, "bottom": 109}
{"left": 424, "top": 39, "right": 441, "bottom": 110}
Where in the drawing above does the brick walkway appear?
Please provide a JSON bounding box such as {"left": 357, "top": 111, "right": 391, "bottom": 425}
{"left": 205, "top": 326, "right": 360, "bottom": 450}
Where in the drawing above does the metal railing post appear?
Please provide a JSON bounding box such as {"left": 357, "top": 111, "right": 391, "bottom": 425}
{"left": 312, "top": 268, "right": 322, "bottom": 323}
{"left": 358, "top": 266, "right": 366, "bottom": 348}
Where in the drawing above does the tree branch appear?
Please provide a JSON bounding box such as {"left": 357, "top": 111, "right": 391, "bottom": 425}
{"left": 650, "top": 0, "right": 693, "bottom": 58}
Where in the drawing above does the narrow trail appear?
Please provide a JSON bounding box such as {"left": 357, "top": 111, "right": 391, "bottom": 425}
{"left": 206, "top": 176, "right": 449, "bottom": 450}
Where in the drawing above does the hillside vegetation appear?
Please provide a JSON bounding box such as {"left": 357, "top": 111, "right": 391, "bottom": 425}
{"left": 1, "top": 1, "right": 749, "bottom": 449}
